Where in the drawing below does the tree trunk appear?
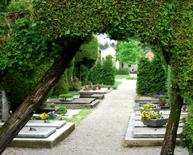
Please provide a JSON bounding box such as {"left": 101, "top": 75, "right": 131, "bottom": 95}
{"left": 0, "top": 42, "right": 83, "bottom": 154}
{"left": 167, "top": 65, "right": 173, "bottom": 105}
{"left": 160, "top": 86, "right": 183, "bottom": 155}
{"left": 1, "top": 90, "right": 10, "bottom": 121}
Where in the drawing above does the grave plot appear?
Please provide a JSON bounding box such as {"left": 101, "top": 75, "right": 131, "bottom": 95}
{"left": 78, "top": 88, "right": 113, "bottom": 99}
{"left": 0, "top": 120, "right": 75, "bottom": 148}
{"left": 135, "top": 101, "right": 170, "bottom": 111}
{"left": 46, "top": 98, "right": 100, "bottom": 109}
{"left": 124, "top": 111, "right": 187, "bottom": 146}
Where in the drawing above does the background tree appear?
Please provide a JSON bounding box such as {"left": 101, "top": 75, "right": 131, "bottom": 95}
{"left": 116, "top": 39, "right": 141, "bottom": 76}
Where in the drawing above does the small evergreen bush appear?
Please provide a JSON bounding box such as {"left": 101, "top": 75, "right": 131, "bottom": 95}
{"left": 59, "top": 93, "right": 74, "bottom": 98}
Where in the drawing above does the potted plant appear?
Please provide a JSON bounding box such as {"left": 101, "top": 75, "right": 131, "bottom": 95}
{"left": 59, "top": 93, "right": 74, "bottom": 101}
{"left": 158, "top": 94, "right": 166, "bottom": 106}
{"left": 153, "top": 94, "right": 166, "bottom": 106}
{"left": 140, "top": 111, "right": 168, "bottom": 127}
{"left": 140, "top": 102, "right": 160, "bottom": 113}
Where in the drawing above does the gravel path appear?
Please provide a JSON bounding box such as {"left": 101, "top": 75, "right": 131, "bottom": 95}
{"left": 3, "top": 79, "right": 188, "bottom": 155}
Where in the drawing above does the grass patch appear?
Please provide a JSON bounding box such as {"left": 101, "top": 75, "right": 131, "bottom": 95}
{"left": 115, "top": 75, "right": 128, "bottom": 79}
{"left": 113, "top": 81, "right": 122, "bottom": 89}
{"left": 62, "top": 108, "right": 94, "bottom": 126}
{"left": 126, "top": 77, "right": 137, "bottom": 80}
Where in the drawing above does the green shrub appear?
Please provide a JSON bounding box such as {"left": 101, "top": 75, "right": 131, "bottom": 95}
{"left": 89, "top": 59, "right": 104, "bottom": 84}
{"left": 102, "top": 55, "right": 116, "bottom": 85}
{"left": 58, "top": 105, "right": 67, "bottom": 111}
{"left": 137, "top": 57, "right": 151, "bottom": 95}
{"left": 136, "top": 56, "right": 166, "bottom": 95}
{"left": 59, "top": 94, "right": 74, "bottom": 98}
{"left": 116, "top": 68, "right": 129, "bottom": 75}
{"left": 69, "top": 77, "right": 81, "bottom": 91}
{"left": 70, "top": 93, "right": 80, "bottom": 95}
{"left": 181, "top": 104, "right": 193, "bottom": 154}
{"left": 52, "top": 70, "right": 69, "bottom": 96}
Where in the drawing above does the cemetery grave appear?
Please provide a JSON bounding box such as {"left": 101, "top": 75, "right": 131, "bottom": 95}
{"left": 124, "top": 100, "right": 187, "bottom": 146}
{"left": 46, "top": 98, "right": 100, "bottom": 109}
{"left": 0, "top": 120, "right": 74, "bottom": 148}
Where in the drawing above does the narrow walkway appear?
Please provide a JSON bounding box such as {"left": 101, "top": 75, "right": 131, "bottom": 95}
{"left": 3, "top": 79, "right": 188, "bottom": 155}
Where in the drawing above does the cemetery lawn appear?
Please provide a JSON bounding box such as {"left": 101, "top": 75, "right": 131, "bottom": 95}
{"left": 115, "top": 75, "right": 128, "bottom": 79}
{"left": 126, "top": 77, "right": 137, "bottom": 80}
{"left": 62, "top": 109, "right": 94, "bottom": 126}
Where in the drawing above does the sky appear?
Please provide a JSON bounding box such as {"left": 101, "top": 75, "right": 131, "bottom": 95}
{"left": 97, "top": 33, "right": 117, "bottom": 45}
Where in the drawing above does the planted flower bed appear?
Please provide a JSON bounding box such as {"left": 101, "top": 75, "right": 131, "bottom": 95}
{"left": 59, "top": 93, "right": 74, "bottom": 101}
{"left": 70, "top": 93, "right": 80, "bottom": 99}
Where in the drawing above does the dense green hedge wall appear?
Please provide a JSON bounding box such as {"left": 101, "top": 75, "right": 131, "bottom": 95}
{"left": 137, "top": 56, "right": 166, "bottom": 95}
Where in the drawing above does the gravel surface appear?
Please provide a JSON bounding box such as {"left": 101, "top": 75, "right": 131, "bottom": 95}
{"left": 3, "top": 79, "right": 188, "bottom": 155}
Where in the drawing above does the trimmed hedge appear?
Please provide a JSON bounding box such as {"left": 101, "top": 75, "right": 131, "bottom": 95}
{"left": 137, "top": 56, "right": 166, "bottom": 95}
{"left": 89, "top": 55, "right": 116, "bottom": 85}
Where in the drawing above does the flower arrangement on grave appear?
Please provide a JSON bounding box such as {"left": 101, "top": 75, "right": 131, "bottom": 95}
{"left": 140, "top": 111, "right": 163, "bottom": 120}
{"left": 140, "top": 111, "right": 168, "bottom": 127}
{"left": 140, "top": 102, "right": 156, "bottom": 110}
{"left": 31, "top": 111, "right": 56, "bottom": 120}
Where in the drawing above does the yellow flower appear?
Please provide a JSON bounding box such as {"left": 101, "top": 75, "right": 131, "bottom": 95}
{"left": 141, "top": 107, "right": 144, "bottom": 110}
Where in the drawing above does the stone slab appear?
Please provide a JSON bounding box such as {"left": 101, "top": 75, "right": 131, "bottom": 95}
{"left": 9, "top": 123, "right": 75, "bottom": 148}
{"left": 47, "top": 98, "right": 96, "bottom": 104}
{"left": 134, "top": 127, "right": 182, "bottom": 138}
{"left": 80, "top": 94, "right": 105, "bottom": 99}
{"left": 56, "top": 99, "right": 100, "bottom": 109}
{"left": 124, "top": 137, "right": 182, "bottom": 147}
{"left": 25, "top": 120, "right": 66, "bottom": 129}
{"left": 135, "top": 115, "right": 185, "bottom": 121}
{"left": 16, "top": 127, "right": 56, "bottom": 138}
{"left": 79, "top": 88, "right": 112, "bottom": 94}
{"left": 135, "top": 120, "right": 184, "bottom": 127}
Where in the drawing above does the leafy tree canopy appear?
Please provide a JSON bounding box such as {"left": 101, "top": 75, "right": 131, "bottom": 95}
{"left": 115, "top": 39, "right": 141, "bottom": 65}
{"left": 75, "top": 35, "right": 98, "bottom": 63}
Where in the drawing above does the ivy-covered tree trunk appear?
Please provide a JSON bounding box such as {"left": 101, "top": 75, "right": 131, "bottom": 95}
{"left": 0, "top": 42, "right": 83, "bottom": 154}
{"left": 160, "top": 86, "right": 183, "bottom": 155}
